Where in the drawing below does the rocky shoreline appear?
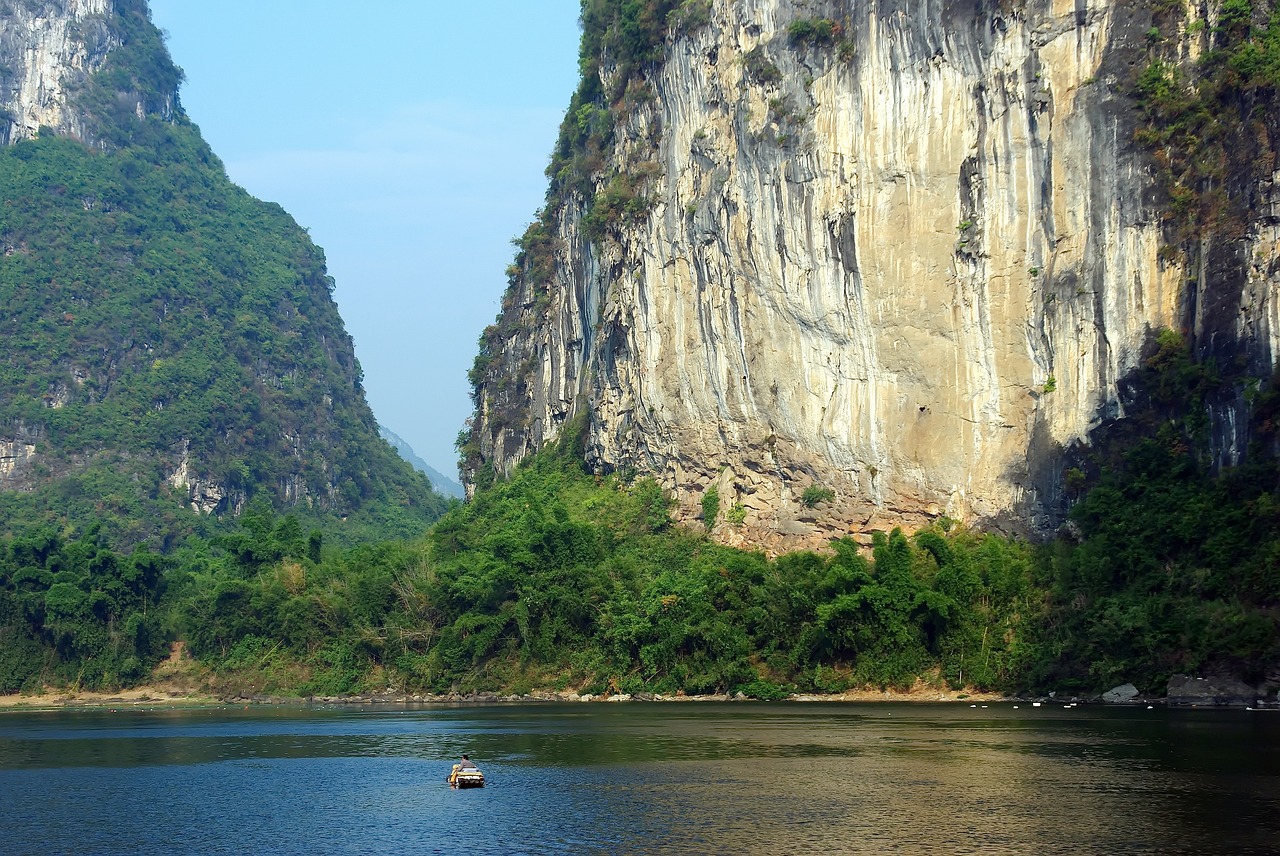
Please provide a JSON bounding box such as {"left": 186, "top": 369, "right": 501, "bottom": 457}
{"left": 0, "top": 686, "right": 1006, "bottom": 709}
{"left": 252, "top": 688, "right": 1009, "bottom": 706}
{"left": 1, "top": 674, "right": 1272, "bottom": 711}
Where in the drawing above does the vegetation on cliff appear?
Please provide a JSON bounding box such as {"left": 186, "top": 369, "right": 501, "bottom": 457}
{"left": 1136, "top": 0, "right": 1280, "bottom": 242}
{"left": 460, "top": 0, "right": 688, "bottom": 482}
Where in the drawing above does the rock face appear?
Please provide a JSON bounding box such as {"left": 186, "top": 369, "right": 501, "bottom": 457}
{"left": 467, "top": 0, "right": 1280, "bottom": 551}
{"left": 1102, "top": 683, "right": 1140, "bottom": 704}
{"left": 1166, "top": 674, "right": 1258, "bottom": 707}
{"left": 0, "top": 0, "right": 118, "bottom": 144}
{"left": 0, "top": 436, "right": 37, "bottom": 485}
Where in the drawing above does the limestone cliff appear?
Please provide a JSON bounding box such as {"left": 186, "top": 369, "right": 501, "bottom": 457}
{"left": 465, "top": 0, "right": 1280, "bottom": 551}
{"left": 1, "top": 0, "right": 121, "bottom": 144}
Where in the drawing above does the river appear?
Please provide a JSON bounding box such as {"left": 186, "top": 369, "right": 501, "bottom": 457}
{"left": 1, "top": 702, "right": 1277, "bottom": 854}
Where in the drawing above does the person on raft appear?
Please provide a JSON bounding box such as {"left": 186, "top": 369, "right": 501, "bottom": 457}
{"left": 449, "top": 754, "right": 478, "bottom": 785}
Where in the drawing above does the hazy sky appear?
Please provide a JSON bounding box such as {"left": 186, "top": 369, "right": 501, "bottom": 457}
{"left": 146, "top": 1, "right": 582, "bottom": 476}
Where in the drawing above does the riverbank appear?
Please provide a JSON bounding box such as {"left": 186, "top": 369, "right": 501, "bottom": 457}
{"left": 243, "top": 686, "right": 1012, "bottom": 705}
{"left": 0, "top": 683, "right": 1014, "bottom": 710}
{"left": 0, "top": 687, "right": 220, "bottom": 709}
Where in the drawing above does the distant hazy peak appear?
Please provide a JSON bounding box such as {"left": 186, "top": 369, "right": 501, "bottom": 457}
{"left": 379, "top": 426, "right": 464, "bottom": 499}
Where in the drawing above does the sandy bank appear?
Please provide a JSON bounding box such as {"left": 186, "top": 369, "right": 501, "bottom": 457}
{"left": 0, "top": 687, "right": 220, "bottom": 710}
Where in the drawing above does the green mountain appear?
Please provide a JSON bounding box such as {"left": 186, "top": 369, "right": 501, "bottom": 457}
{"left": 0, "top": 1, "right": 448, "bottom": 546}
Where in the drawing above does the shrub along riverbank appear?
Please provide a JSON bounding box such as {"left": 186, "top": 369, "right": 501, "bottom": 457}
{"left": 1, "top": 335, "right": 1277, "bottom": 700}
{"left": 0, "top": 434, "right": 1036, "bottom": 699}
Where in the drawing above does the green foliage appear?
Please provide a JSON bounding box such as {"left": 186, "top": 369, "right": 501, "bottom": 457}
{"left": 546, "top": 0, "right": 679, "bottom": 199}
{"left": 582, "top": 174, "right": 653, "bottom": 240}
{"left": 1133, "top": 3, "right": 1280, "bottom": 241}
{"left": 72, "top": 0, "right": 185, "bottom": 146}
{"left": 1019, "top": 443, "right": 1280, "bottom": 692}
{"left": 667, "top": 0, "right": 712, "bottom": 34}
{"left": 512, "top": 217, "right": 560, "bottom": 288}
{"left": 1218, "top": 0, "right": 1255, "bottom": 34}
{"left": 392, "top": 440, "right": 1041, "bottom": 694}
{"left": 701, "top": 485, "right": 720, "bottom": 529}
{"left": 737, "top": 678, "right": 789, "bottom": 700}
{"left": 47, "top": 436, "right": 1014, "bottom": 698}
{"left": 743, "top": 47, "right": 782, "bottom": 85}
{"left": 787, "top": 18, "right": 839, "bottom": 46}
{"left": 1134, "top": 329, "right": 1220, "bottom": 450}
{"left": 801, "top": 485, "right": 835, "bottom": 508}
{"left": 0, "top": 527, "right": 169, "bottom": 691}
{"left": 1016, "top": 331, "right": 1280, "bottom": 693}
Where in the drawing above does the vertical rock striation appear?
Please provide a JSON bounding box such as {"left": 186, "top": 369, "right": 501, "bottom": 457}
{"left": 468, "top": 0, "right": 1280, "bottom": 551}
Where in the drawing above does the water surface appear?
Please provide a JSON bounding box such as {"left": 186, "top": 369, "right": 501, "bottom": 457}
{"left": 1, "top": 702, "right": 1277, "bottom": 854}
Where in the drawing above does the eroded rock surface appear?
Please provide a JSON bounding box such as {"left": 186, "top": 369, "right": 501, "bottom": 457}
{"left": 0, "top": 0, "right": 116, "bottom": 144}
{"left": 468, "top": 0, "right": 1280, "bottom": 551}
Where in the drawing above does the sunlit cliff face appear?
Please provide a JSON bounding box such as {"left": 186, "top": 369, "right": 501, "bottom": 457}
{"left": 468, "top": 0, "right": 1280, "bottom": 552}
{"left": 0, "top": 0, "right": 116, "bottom": 145}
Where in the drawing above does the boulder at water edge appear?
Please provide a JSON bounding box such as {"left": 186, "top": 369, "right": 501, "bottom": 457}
{"left": 1102, "top": 684, "right": 1140, "bottom": 704}
{"left": 1166, "top": 675, "right": 1255, "bottom": 707}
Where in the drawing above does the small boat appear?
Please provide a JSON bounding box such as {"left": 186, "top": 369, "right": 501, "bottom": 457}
{"left": 450, "top": 765, "right": 485, "bottom": 788}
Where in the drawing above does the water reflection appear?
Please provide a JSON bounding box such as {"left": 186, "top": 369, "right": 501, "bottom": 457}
{"left": 0, "top": 703, "right": 1277, "bottom": 854}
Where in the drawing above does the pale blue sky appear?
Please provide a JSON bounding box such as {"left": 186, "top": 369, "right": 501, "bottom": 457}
{"left": 147, "top": 1, "right": 582, "bottom": 476}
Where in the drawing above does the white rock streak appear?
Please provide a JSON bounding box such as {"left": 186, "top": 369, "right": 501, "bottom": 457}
{"left": 1, "top": 0, "right": 114, "bottom": 144}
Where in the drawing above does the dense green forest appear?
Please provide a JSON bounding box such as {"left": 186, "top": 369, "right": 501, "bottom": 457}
{"left": 3, "top": 334, "right": 1276, "bottom": 698}
{"left": 0, "top": 2, "right": 449, "bottom": 547}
